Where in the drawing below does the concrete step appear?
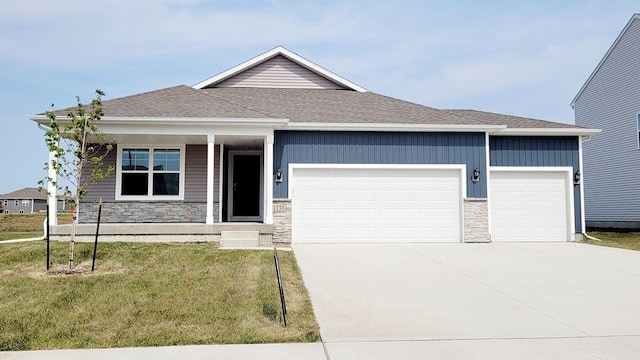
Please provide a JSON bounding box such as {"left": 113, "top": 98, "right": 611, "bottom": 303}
{"left": 219, "top": 231, "right": 259, "bottom": 249}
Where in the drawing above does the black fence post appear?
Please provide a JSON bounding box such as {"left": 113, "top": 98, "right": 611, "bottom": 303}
{"left": 91, "top": 197, "right": 103, "bottom": 271}
{"left": 274, "top": 247, "right": 287, "bottom": 327}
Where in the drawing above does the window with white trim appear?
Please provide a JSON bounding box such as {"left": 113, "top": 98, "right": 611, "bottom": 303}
{"left": 14, "top": 200, "right": 18, "bottom": 206}
{"left": 637, "top": 113, "right": 640, "bottom": 149}
{"left": 19, "top": 210, "right": 24, "bottom": 214}
{"left": 3, "top": 200, "right": 7, "bottom": 206}
{"left": 117, "top": 147, "right": 184, "bottom": 200}
{"left": 22, "top": 200, "right": 29, "bottom": 206}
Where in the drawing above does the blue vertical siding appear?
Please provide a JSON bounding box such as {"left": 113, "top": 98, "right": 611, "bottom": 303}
{"left": 274, "top": 131, "right": 487, "bottom": 198}
{"left": 490, "top": 136, "right": 582, "bottom": 233}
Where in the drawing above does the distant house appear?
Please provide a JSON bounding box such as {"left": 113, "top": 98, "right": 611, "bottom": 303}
{"left": 0, "top": 188, "right": 47, "bottom": 214}
{"left": 0, "top": 187, "right": 68, "bottom": 215}
{"left": 32, "top": 46, "right": 598, "bottom": 243}
{"left": 572, "top": 13, "right": 640, "bottom": 229}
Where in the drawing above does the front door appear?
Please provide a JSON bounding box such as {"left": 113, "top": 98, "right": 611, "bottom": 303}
{"left": 228, "top": 151, "right": 263, "bottom": 221}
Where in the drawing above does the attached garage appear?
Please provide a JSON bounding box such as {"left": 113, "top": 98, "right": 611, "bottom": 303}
{"left": 489, "top": 168, "right": 574, "bottom": 242}
{"left": 290, "top": 165, "right": 464, "bottom": 243}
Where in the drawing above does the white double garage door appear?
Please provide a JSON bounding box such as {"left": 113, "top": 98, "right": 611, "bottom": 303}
{"left": 290, "top": 165, "right": 574, "bottom": 243}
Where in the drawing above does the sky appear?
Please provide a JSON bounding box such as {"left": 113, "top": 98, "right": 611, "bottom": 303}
{"left": 0, "top": 0, "right": 638, "bottom": 194}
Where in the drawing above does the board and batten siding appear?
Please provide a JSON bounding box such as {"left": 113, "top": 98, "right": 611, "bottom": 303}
{"left": 274, "top": 131, "right": 487, "bottom": 199}
{"left": 574, "top": 16, "right": 640, "bottom": 223}
{"left": 84, "top": 145, "right": 214, "bottom": 203}
{"left": 215, "top": 55, "right": 346, "bottom": 90}
{"left": 489, "top": 136, "right": 582, "bottom": 232}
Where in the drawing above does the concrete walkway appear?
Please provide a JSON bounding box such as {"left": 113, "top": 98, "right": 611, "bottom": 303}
{"left": 294, "top": 242, "right": 640, "bottom": 359}
{"left": 4, "top": 242, "right": 640, "bottom": 359}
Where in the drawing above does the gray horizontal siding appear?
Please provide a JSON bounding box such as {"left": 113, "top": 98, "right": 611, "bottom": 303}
{"left": 85, "top": 144, "right": 216, "bottom": 204}
{"left": 274, "top": 131, "right": 487, "bottom": 199}
{"left": 490, "top": 136, "right": 582, "bottom": 232}
{"left": 216, "top": 55, "right": 345, "bottom": 89}
{"left": 85, "top": 149, "right": 117, "bottom": 202}
{"left": 574, "top": 18, "right": 640, "bottom": 222}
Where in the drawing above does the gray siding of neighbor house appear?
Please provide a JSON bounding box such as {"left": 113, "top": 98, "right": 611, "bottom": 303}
{"left": 1, "top": 199, "right": 45, "bottom": 214}
{"left": 273, "top": 131, "right": 487, "bottom": 199}
{"left": 574, "top": 17, "right": 640, "bottom": 225}
{"left": 215, "top": 55, "right": 346, "bottom": 90}
{"left": 489, "top": 136, "right": 582, "bottom": 232}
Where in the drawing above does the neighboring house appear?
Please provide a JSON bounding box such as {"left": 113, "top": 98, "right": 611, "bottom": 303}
{"left": 31, "top": 46, "right": 599, "bottom": 243}
{"left": 572, "top": 13, "right": 640, "bottom": 229}
{"left": 0, "top": 187, "right": 47, "bottom": 214}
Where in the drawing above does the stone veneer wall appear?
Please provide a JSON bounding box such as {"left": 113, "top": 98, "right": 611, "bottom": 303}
{"left": 272, "top": 199, "right": 292, "bottom": 244}
{"left": 79, "top": 202, "right": 211, "bottom": 223}
{"left": 463, "top": 199, "right": 490, "bottom": 242}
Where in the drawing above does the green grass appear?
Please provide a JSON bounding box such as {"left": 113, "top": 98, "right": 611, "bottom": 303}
{"left": 0, "top": 213, "right": 71, "bottom": 241}
{"left": 584, "top": 231, "right": 640, "bottom": 251}
{"left": 0, "top": 241, "right": 319, "bottom": 350}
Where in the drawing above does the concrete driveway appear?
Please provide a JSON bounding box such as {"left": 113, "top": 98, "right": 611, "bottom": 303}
{"left": 293, "top": 242, "right": 640, "bottom": 359}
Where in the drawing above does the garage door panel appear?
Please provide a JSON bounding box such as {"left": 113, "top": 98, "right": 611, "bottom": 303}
{"left": 292, "top": 167, "right": 462, "bottom": 243}
{"left": 490, "top": 170, "right": 570, "bottom": 242}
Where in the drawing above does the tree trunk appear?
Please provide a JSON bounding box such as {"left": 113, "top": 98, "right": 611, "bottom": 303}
{"left": 68, "top": 194, "right": 80, "bottom": 269}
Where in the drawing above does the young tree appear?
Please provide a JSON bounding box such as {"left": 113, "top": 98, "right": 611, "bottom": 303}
{"left": 39, "top": 89, "right": 114, "bottom": 270}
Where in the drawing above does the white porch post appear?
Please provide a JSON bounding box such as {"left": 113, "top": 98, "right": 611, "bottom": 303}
{"left": 206, "top": 135, "right": 215, "bottom": 225}
{"left": 264, "top": 135, "right": 274, "bottom": 224}
{"left": 47, "top": 148, "right": 58, "bottom": 226}
{"left": 218, "top": 143, "right": 224, "bottom": 223}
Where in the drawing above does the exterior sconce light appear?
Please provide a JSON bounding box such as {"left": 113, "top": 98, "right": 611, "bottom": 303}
{"left": 275, "top": 169, "right": 283, "bottom": 183}
{"left": 573, "top": 171, "right": 580, "bottom": 185}
{"left": 472, "top": 168, "right": 480, "bottom": 183}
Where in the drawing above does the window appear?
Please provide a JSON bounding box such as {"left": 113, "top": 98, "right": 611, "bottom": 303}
{"left": 3, "top": 200, "right": 7, "bottom": 206}
{"left": 117, "top": 147, "right": 184, "bottom": 200}
{"left": 637, "top": 113, "right": 640, "bottom": 148}
{"left": 22, "top": 200, "right": 29, "bottom": 206}
{"left": 19, "top": 210, "right": 24, "bottom": 214}
{"left": 14, "top": 200, "right": 18, "bottom": 206}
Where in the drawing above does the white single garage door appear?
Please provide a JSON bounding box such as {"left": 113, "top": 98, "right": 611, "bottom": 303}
{"left": 490, "top": 169, "right": 572, "bottom": 242}
{"left": 290, "top": 166, "right": 463, "bottom": 243}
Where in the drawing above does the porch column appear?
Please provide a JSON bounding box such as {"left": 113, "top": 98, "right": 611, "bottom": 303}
{"left": 264, "top": 135, "right": 274, "bottom": 224}
{"left": 218, "top": 143, "right": 224, "bottom": 223}
{"left": 206, "top": 135, "right": 215, "bottom": 225}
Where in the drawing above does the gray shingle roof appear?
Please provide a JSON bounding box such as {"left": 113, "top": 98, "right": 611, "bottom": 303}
{"left": 0, "top": 187, "right": 46, "bottom": 200}
{"left": 446, "top": 109, "right": 583, "bottom": 129}
{"left": 47, "top": 86, "right": 581, "bottom": 129}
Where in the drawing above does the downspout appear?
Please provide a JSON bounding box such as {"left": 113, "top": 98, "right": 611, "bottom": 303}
{"left": 579, "top": 135, "right": 601, "bottom": 241}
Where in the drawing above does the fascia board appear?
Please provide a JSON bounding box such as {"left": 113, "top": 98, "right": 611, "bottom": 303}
{"left": 285, "top": 122, "right": 506, "bottom": 133}
{"left": 571, "top": 14, "right": 640, "bottom": 107}
{"left": 494, "top": 128, "right": 602, "bottom": 136}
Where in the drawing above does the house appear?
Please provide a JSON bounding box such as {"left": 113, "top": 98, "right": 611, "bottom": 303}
{"left": 572, "top": 13, "right": 640, "bottom": 230}
{"left": 0, "top": 187, "right": 69, "bottom": 215}
{"left": 0, "top": 187, "right": 47, "bottom": 214}
{"left": 31, "top": 46, "right": 599, "bottom": 244}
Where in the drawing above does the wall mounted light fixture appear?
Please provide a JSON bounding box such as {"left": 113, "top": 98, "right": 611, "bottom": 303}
{"left": 573, "top": 171, "right": 580, "bottom": 185}
{"left": 275, "top": 168, "right": 283, "bottom": 183}
{"left": 472, "top": 168, "right": 480, "bottom": 182}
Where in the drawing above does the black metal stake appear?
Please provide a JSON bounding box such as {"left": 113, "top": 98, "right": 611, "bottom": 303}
{"left": 274, "top": 247, "right": 287, "bottom": 327}
{"left": 46, "top": 199, "right": 50, "bottom": 271}
{"left": 91, "top": 197, "right": 103, "bottom": 271}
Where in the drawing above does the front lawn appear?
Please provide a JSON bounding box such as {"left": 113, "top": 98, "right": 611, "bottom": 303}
{"left": 584, "top": 231, "right": 640, "bottom": 251}
{"left": 0, "top": 241, "right": 319, "bottom": 350}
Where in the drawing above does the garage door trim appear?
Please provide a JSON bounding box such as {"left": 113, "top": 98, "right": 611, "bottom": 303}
{"left": 289, "top": 163, "right": 467, "bottom": 243}
{"left": 489, "top": 166, "right": 574, "bottom": 242}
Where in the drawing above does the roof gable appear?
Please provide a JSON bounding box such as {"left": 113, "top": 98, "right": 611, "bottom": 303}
{"left": 193, "top": 46, "right": 367, "bottom": 92}
{"left": 571, "top": 13, "right": 640, "bottom": 107}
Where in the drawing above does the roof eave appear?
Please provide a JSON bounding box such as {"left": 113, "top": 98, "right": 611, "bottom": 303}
{"left": 30, "top": 115, "right": 290, "bottom": 127}
{"left": 285, "top": 122, "right": 506, "bottom": 132}
{"left": 192, "top": 46, "right": 368, "bottom": 92}
{"left": 571, "top": 13, "right": 640, "bottom": 107}
{"left": 494, "top": 128, "right": 602, "bottom": 136}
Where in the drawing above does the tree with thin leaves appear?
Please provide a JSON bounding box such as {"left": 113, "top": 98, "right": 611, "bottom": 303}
{"left": 39, "top": 89, "right": 114, "bottom": 270}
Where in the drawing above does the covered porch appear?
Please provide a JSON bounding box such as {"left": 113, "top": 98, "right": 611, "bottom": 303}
{"left": 44, "top": 119, "right": 288, "bottom": 243}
